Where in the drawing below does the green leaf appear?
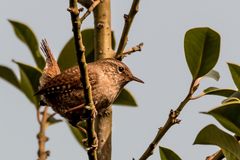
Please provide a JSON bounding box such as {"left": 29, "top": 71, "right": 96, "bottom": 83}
{"left": 13, "top": 61, "right": 42, "bottom": 108}
{"left": 9, "top": 20, "right": 45, "bottom": 69}
{"left": 159, "top": 146, "right": 182, "bottom": 160}
{"left": 222, "top": 92, "right": 240, "bottom": 104}
{"left": 58, "top": 29, "right": 95, "bottom": 70}
{"left": 19, "top": 68, "right": 38, "bottom": 107}
{"left": 204, "top": 70, "right": 220, "bottom": 81}
{"left": 206, "top": 102, "right": 240, "bottom": 136}
{"left": 13, "top": 60, "right": 42, "bottom": 93}
{"left": 0, "top": 65, "right": 20, "bottom": 90}
{"left": 203, "top": 87, "right": 236, "bottom": 97}
{"left": 58, "top": 29, "right": 116, "bottom": 70}
{"left": 57, "top": 37, "right": 76, "bottom": 70}
{"left": 228, "top": 63, "right": 240, "bottom": 90}
{"left": 194, "top": 124, "right": 240, "bottom": 159}
{"left": 184, "top": 27, "right": 220, "bottom": 79}
{"left": 222, "top": 97, "right": 240, "bottom": 104}
{"left": 47, "top": 116, "right": 63, "bottom": 126}
{"left": 111, "top": 31, "right": 116, "bottom": 50}
{"left": 114, "top": 88, "right": 137, "bottom": 106}
{"left": 222, "top": 149, "right": 239, "bottom": 160}
{"left": 68, "top": 123, "right": 87, "bottom": 149}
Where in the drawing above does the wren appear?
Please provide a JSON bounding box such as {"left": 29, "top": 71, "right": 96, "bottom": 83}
{"left": 36, "top": 40, "right": 143, "bottom": 126}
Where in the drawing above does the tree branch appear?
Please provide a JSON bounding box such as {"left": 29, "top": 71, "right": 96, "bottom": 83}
{"left": 206, "top": 150, "right": 224, "bottom": 160}
{"left": 116, "top": 42, "right": 143, "bottom": 60}
{"left": 37, "top": 107, "right": 50, "bottom": 160}
{"left": 139, "top": 78, "right": 200, "bottom": 160}
{"left": 116, "top": 0, "right": 140, "bottom": 55}
{"left": 68, "top": 0, "right": 99, "bottom": 159}
{"left": 93, "top": 0, "right": 114, "bottom": 159}
{"left": 78, "top": 0, "right": 93, "bottom": 8}
{"left": 80, "top": 0, "right": 101, "bottom": 22}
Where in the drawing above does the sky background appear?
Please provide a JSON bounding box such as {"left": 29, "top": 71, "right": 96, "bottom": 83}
{"left": 1, "top": 0, "right": 240, "bottom": 159}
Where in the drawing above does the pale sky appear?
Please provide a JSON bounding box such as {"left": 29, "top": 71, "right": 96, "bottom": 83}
{"left": 1, "top": 0, "right": 240, "bottom": 159}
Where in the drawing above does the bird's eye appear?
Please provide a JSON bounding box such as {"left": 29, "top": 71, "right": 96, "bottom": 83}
{"left": 118, "top": 66, "right": 124, "bottom": 73}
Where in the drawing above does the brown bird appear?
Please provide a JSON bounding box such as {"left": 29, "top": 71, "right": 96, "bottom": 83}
{"left": 36, "top": 40, "right": 143, "bottom": 126}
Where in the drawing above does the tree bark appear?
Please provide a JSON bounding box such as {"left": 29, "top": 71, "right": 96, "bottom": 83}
{"left": 93, "top": 0, "right": 115, "bottom": 160}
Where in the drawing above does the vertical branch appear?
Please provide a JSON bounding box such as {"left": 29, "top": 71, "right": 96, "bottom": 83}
{"left": 116, "top": 0, "right": 140, "bottom": 55}
{"left": 93, "top": 0, "right": 114, "bottom": 160}
{"left": 68, "top": 0, "right": 98, "bottom": 160}
{"left": 37, "top": 107, "right": 49, "bottom": 160}
{"left": 93, "top": 0, "right": 115, "bottom": 59}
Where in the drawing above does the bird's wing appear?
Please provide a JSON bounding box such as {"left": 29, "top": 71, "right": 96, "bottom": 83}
{"left": 35, "top": 66, "right": 81, "bottom": 95}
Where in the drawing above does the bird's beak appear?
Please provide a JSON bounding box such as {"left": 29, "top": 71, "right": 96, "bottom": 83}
{"left": 132, "top": 76, "right": 144, "bottom": 83}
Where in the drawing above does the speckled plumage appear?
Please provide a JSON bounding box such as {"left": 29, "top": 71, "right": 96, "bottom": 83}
{"left": 37, "top": 40, "right": 143, "bottom": 126}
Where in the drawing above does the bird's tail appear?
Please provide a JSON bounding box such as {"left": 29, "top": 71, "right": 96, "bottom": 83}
{"left": 39, "top": 39, "right": 61, "bottom": 87}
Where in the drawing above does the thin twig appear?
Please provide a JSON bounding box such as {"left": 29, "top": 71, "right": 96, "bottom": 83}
{"left": 206, "top": 150, "right": 224, "bottom": 160}
{"left": 37, "top": 106, "right": 50, "bottom": 160}
{"left": 68, "top": 0, "right": 99, "bottom": 160}
{"left": 80, "top": 0, "right": 100, "bottom": 22}
{"left": 116, "top": 42, "right": 143, "bottom": 60}
{"left": 78, "top": 0, "right": 93, "bottom": 8}
{"left": 139, "top": 78, "right": 200, "bottom": 160}
{"left": 36, "top": 107, "right": 41, "bottom": 124}
{"left": 116, "top": 0, "right": 140, "bottom": 55}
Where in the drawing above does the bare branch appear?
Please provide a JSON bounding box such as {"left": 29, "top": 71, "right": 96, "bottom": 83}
{"left": 139, "top": 79, "right": 199, "bottom": 160}
{"left": 116, "top": 42, "right": 143, "bottom": 60}
{"left": 116, "top": 0, "right": 140, "bottom": 55}
{"left": 78, "top": 0, "right": 93, "bottom": 8}
{"left": 37, "top": 107, "right": 50, "bottom": 160}
{"left": 80, "top": 0, "right": 101, "bottom": 22}
{"left": 68, "top": 0, "right": 99, "bottom": 159}
{"left": 206, "top": 150, "right": 224, "bottom": 160}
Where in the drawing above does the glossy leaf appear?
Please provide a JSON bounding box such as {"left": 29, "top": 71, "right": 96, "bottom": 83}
{"left": 114, "top": 88, "right": 137, "bottom": 106}
{"left": 9, "top": 20, "right": 45, "bottom": 69}
{"left": 57, "top": 37, "right": 76, "bottom": 70}
{"left": 111, "top": 31, "right": 116, "bottom": 50}
{"left": 13, "top": 60, "right": 42, "bottom": 93}
{"left": 222, "top": 97, "right": 240, "bottom": 104}
{"left": 13, "top": 61, "right": 42, "bottom": 107}
{"left": 58, "top": 29, "right": 94, "bottom": 70}
{"left": 184, "top": 27, "right": 220, "bottom": 79}
{"left": 58, "top": 29, "right": 116, "bottom": 70}
{"left": 228, "top": 63, "right": 240, "bottom": 90}
{"left": 19, "top": 68, "right": 38, "bottom": 107}
{"left": 222, "top": 149, "right": 239, "bottom": 160}
{"left": 47, "top": 116, "right": 63, "bottom": 126}
{"left": 204, "top": 70, "right": 220, "bottom": 81}
{"left": 206, "top": 102, "right": 240, "bottom": 136}
{"left": 0, "top": 65, "right": 20, "bottom": 90}
{"left": 203, "top": 87, "right": 236, "bottom": 97}
{"left": 194, "top": 124, "right": 240, "bottom": 159}
{"left": 159, "top": 146, "right": 182, "bottom": 160}
{"left": 68, "top": 123, "right": 87, "bottom": 149}
{"left": 222, "top": 91, "right": 240, "bottom": 104}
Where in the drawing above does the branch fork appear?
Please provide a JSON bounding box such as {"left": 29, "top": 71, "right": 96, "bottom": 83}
{"left": 116, "top": 42, "right": 144, "bottom": 60}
